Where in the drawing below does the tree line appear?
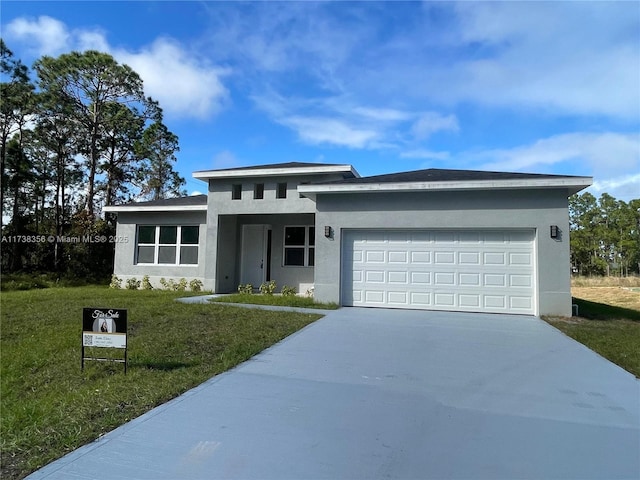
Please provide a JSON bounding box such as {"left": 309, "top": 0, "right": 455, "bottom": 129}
{"left": 570, "top": 192, "right": 640, "bottom": 276}
{"left": 1, "top": 39, "right": 638, "bottom": 283}
{"left": 1, "top": 40, "right": 185, "bottom": 281}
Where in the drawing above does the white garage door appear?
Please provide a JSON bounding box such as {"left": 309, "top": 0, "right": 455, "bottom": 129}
{"left": 342, "top": 229, "right": 536, "bottom": 315}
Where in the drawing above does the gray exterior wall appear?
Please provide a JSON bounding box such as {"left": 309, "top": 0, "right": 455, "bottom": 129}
{"left": 312, "top": 188, "right": 572, "bottom": 316}
{"left": 204, "top": 173, "right": 345, "bottom": 293}
{"left": 112, "top": 211, "right": 207, "bottom": 288}
{"left": 215, "top": 213, "right": 315, "bottom": 294}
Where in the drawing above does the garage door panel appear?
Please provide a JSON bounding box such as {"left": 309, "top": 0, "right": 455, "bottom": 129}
{"left": 459, "top": 273, "right": 481, "bottom": 286}
{"left": 411, "top": 292, "right": 432, "bottom": 306}
{"left": 411, "top": 272, "right": 431, "bottom": 285}
{"left": 459, "top": 294, "right": 481, "bottom": 308}
{"left": 411, "top": 251, "right": 431, "bottom": 264}
{"left": 434, "top": 251, "right": 455, "bottom": 264}
{"left": 343, "top": 229, "right": 536, "bottom": 315}
{"left": 510, "top": 274, "right": 532, "bottom": 287}
{"left": 365, "top": 270, "right": 385, "bottom": 283}
{"left": 387, "top": 291, "right": 408, "bottom": 305}
{"left": 459, "top": 252, "right": 480, "bottom": 264}
{"left": 388, "top": 271, "right": 409, "bottom": 283}
{"left": 366, "top": 250, "right": 385, "bottom": 263}
{"left": 388, "top": 251, "right": 408, "bottom": 263}
{"left": 365, "top": 290, "right": 385, "bottom": 303}
{"left": 434, "top": 272, "right": 455, "bottom": 285}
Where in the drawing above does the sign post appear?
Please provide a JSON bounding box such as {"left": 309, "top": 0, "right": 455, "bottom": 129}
{"left": 82, "top": 308, "right": 128, "bottom": 373}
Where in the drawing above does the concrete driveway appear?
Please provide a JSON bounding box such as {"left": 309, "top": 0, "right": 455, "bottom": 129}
{"left": 29, "top": 308, "right": 639, "bottom": 479}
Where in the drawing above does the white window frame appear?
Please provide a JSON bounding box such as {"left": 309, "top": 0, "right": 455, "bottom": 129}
{"left": 135, "top": 225, "right": 199, "bottom": 266}
{"left": 283, "top": 225, "right": 315, "bottom": 267}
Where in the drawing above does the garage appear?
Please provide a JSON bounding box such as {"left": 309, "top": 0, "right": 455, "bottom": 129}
{"left": 341, "top": 229, "right": 536, "bottom": 315}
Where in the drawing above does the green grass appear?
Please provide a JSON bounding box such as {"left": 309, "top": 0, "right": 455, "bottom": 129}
{"left": 1, "top": 287, "right": 321, "bottom": 480}
{"left": 544, "top": 297, "right": 640, "bottom": 378}
{"left": 211, "top": 293, "right": 339, "bottom": 310}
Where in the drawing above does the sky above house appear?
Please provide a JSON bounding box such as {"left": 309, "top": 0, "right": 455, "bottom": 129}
{"left": 2, "top": 1, "right": 639, "bottom": 201}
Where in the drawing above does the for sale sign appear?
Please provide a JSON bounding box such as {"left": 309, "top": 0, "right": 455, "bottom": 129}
{"left": 82, "top": 308, "right": 127, "bottom": 348}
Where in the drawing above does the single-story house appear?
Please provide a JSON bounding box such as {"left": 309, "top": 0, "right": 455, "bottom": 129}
{"left": 103, "top": 162, "right": 592, "bottom": 316}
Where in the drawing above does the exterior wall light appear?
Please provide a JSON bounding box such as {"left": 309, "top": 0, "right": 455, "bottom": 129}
{"left": 324, "top": 226, "right": 332, "bottom": 238}
{"left": 550, "top": 225, "right": 559, "bottom": 239}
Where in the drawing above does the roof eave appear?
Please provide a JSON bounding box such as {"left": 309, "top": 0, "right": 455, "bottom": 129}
{"left": 193, "top": 164, "right": 360, "bottom": 180}
{"left": 102, "top": 205, "right": 207, "bottom": 213}
{"left": 298, "top": 177, "right": 593, "bottom": 198}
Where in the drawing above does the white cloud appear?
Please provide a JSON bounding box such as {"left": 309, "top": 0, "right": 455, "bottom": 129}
{"left": 400, "top": 149, "right": 451, "bottom": 161}
{"left": 465, "top": 132, "right": 639, "bottom": 201}
{"left": 437, "top": 2, "right": 640, "bottom": 118}
{"left": 475, "top": 132, "right": 639, "bottom": 175}
{"left": 211, "top": 150, "right": 241, "bottom": 170}
{"left": 5, "top": 16, "right": 70, "bottom": 55}
{"left": 284, "top": 116, "right": 378, "bottom": 149}
{"left": 411, "top": 112, "right": 459, "bottom": 140}
{"left": 115, "top": 38, "right": 229, "bottom": 120}
{"left": 4, "top": 16, "right": 229, "bottom": 120}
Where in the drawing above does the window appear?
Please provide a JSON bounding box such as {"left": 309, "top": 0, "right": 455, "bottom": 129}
{"left": 277, "top": 182, "right": 287, "bottom": 199}
{"left": 284, "top": 226, "right": 315, "bottom": 267}
{"left": 254, "top": 183, "right": 264, "bottom": 199}
{"left": 136, "top": 225, "right": 199, "bottom": 265}
{"left": 232, "top": 184, "right": 242, "bottom": 200}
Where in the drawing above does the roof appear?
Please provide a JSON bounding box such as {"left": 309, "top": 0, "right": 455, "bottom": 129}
{"left": 318, "top": 168, "right": 573, "bottom": 184}
{"left": 102, "top": 194, "right": 207, "bottom": 213}
{"left": 298, "top": 168, "right": 593, "bottom": 198}
{"left": 192, "top": 162, "right": 359, "bottom": 180}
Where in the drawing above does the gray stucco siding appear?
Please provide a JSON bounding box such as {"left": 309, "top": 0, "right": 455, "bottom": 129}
{"left": 312, "top": 189, "right": 572, "bottom": 316}
{"left": 207, "top": 174, "right": 349, "bottom": 215}
{"left": 112, "top": 211, "right": 207, "bottom": 288}
{"left": 214, "top": 213, "right": 315, "bottom": 294}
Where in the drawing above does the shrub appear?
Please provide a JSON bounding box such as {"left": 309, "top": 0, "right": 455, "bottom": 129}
{"left": 176, "top": 278, "right": 188, "bottom": 292}
{"left": 189, "top": 279, "right": 204, "bottom": 292}
{"left": 141, "top": 275, "right": 153, "bottom": 290}
{"left": 306, "top": 287, "right": 314, "bottom": 298}
{"left": 259, "top": 280, "right": 277, "bottom": 295}
{"left": 238, "top": 283, "right": 253, "bottom": 294}
{"left": 125, "top": 277, "right": 140, "bottom": 290}
{"left": 109, "top": 275, "right": 122, "bottom": 289}
{"left": 281, "top": 285, "right": 296, "bottom": 296}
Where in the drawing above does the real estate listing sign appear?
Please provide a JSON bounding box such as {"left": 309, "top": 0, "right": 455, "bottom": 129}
{"left": 82, "top": 308, "right": 128, "bottom": 372}
{"left": 82, "top": 308, "right": 128, "bottom": 348}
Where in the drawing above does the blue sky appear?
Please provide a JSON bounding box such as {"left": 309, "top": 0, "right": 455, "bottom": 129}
{"left": 2, "top": 1, "right": 639, "bottom": 201}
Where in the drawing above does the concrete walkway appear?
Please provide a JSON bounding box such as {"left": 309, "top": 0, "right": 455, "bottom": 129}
{"left": 28, "top": 308, "right": 639, "bottom": 479}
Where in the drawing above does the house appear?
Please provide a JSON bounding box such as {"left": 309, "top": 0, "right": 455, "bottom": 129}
{"left": 103, "top": 162, "right": 592, "bottom": 316}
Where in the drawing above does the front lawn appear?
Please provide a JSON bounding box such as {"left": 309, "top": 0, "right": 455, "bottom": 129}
{"left": 544, "top": 287, "right": 640, "bottom": 378}
{"left": 1, "top": 287, "right": 321, "bottom": 480}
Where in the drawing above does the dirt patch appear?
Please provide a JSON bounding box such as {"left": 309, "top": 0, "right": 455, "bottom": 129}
{"left": 572, "top": 287, "right": 640, "bottom": 311}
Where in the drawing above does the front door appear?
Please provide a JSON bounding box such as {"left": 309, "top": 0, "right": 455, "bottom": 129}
{"left": 240, "top": 225, "right": 268, "bottom": 288}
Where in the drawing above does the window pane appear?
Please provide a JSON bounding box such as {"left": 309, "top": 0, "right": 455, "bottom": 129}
{"left": 137, "top": 246, "right": 155, "bottom": 263}
{"left": 158, "top": 246, "right": 176, "bottom": 264}
{"left": 138, "top": 226, "right": 155, "bottom": 244}
{"left": 309, "top": 227, "right": 315, "bottom": 246}
{"left": 284, "top": 248, "right": 305, "bottom": 266}
{"left": 181, "top": 226, "right": 199, "bottom": 244}
{"left": 254, "top": 183, "right": 264, "bottom": 199}
{"left": 159, "top": 226, "right": 177, "bottom": 244}
{"left": 277, "top": 183, "right": 287, "bottom": 199}
{"left": 285, "top": 226, "right": 305, "bottom": 246}
{"left": 180, "top": 246, "right": 198, "bottom": 264}
{"left": 308, "top": 247, "right": 315, "bottom": 266}
{"left": 232, "top": 184, "right": 242, "bottom": 200}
